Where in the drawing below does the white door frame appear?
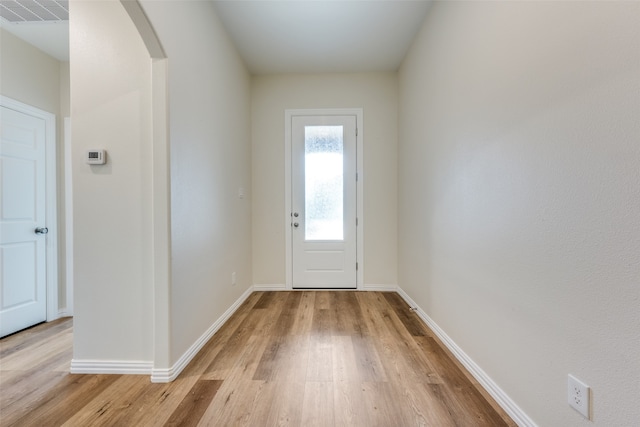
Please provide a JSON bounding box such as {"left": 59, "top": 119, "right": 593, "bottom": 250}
{"left": 64, "top": 117, "right": 73, "bottom": 316}
{"left": 285, "top": 108, "right": 363, "bottom": 290}
{"left": 1, "top": 95, "right": 58, "bottom": 322}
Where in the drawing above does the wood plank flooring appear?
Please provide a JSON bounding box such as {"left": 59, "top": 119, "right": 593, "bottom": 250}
{"left": 0, "top": 292, "right": 516, "bottom": 426}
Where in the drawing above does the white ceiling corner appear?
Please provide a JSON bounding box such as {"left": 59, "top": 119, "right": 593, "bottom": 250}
{"left": 0, "top": 20, "right": 69, "bottom": 61}
{"left": 211, "top": 0, "right": 433, "bottom": 74}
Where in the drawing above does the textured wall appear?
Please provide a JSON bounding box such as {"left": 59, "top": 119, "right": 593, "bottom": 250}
{"left": 398, "top": 2, "right": 640, "bottom": 425}
{"left": 140, "top": 0, "right": 253, "bottom": 364}
{"left": 0, "top": 28, "right": 60, "bottom": 114}
{"left": 70, "top": 0, "right": 154, "bottom": 361}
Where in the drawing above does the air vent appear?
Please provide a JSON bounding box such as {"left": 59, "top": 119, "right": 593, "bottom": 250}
{"left": 0, "top": 0, "right": 68, "bottom": 23}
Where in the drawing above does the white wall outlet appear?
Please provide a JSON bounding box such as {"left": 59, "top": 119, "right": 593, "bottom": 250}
{"left": 231, "top": 272, "right": 236, "bottom": 286}
{"left": 568, "top": 374, "right": 590, "bottom": 419}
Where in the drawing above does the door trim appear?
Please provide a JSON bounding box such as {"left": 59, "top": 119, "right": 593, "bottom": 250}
{"left": 63, "top": 117, "right": 73, "bottom": 316}
{"left": 284, "top": 108, "right": 363, "bottom": 290}
{"left": 0, "top": 96, "right": 58, "bottom": 322}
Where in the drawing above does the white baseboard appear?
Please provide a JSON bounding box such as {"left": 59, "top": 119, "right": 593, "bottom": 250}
{"left": 150, "top": 286, "right": 254, "bottom": 383}
{"left": 395, "top": 287, "right": 536, "bottom": 427}
{"left": 362, "top": 283, "right": 398, "bottom": 291}
{"left": 57, "top": 309, "right": 71, "bottom": 318}
{"left": 253, "top": 284, "right": 398, "bottom": 292}
{"left": 70, "top": 359, "right": 153, "bottom": 375}
{"left": 253, "top": 283, "right": 287, "bottom": 291}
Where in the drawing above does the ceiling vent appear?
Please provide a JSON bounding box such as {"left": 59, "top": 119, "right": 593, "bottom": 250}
{"left": 0, "top": 0, "right": 68, "bottom": 23}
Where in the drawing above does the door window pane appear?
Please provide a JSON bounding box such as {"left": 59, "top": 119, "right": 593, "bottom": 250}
{"left": 304, "top": 125, "right": 343, "bottom": 240}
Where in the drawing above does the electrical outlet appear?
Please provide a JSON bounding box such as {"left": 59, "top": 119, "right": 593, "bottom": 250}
{"left": 231, "top": 272, "right": 236, "bottom": 286}
{"left": 568, "top": 374, "right": 590, "bottom": 419}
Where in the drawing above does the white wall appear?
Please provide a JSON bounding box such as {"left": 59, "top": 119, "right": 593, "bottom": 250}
{"left": 140, "top": 1, "right": 252, "bottom": 365}
{"left": 0, "top": 28, "right": 60, "bottom": 113}
{"left": 398, "top": 2, "right": 640, "bottom": 426}
{"left": 252, "top": 73, "right": 398, "bottom": 287}
{"left": 70, "top": 0, "right": 154, "bottom": 362}
{"left": 69, "top": 0, "right": 251, "bottom": 373}
{"left": 59, "top": 61, "right": 70, "bottom": 118}
{"left": 1, "top": 27, "right": 70, "bottom": 314}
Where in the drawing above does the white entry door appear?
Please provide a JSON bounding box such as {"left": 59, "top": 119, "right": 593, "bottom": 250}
{"left": 0, "top": 105, "right": 48, "bottom": 337}
{"left": 291, "top": 115, "right": 357, "bottom": 289}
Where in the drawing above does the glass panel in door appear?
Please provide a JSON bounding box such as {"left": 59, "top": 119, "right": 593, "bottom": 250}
{"left": 304, "top": 125, "right": 344, "bottom": 241}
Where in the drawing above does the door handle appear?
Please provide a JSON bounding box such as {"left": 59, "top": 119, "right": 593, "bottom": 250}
{"left": 35, "top": 227, "right": 49, "bottom": 235}
{"left": 293, "top": 222, "right": 299, "bottom": 228}
{"left": 293, "top": 212, "right": 299, "bottom": 217}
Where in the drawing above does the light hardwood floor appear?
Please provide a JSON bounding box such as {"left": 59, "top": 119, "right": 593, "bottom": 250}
{"left": 0, "top": 291, "right": 516, "bottom": 426}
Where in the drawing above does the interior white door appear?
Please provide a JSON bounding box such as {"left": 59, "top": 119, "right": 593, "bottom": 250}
{"left": 291, "top": 115, "right": 357, "bottom": 289}
{"left": 0, "top": 105, "right": 48, "bottom": 337}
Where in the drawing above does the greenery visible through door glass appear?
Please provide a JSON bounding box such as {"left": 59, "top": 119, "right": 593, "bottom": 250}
{"left": 304, "top": 125, "right": 344, "bottom": 241}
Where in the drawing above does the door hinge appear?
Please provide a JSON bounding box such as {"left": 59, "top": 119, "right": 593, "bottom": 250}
{"left": 356, "top": 262, "right": 359, "bottom": 271}
{"left": 356, "top": 127, "right": 358, "bottom": 137}
{"left": 356, "top": 217, "right": 358, "bottom": 226}
{"left": 356, "top": 172, "right": 359, "bottom": 182}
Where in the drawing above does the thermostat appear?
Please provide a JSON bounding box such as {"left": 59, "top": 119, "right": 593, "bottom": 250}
{"left": 86, "top": 149, "right": 106, "bottom": 165}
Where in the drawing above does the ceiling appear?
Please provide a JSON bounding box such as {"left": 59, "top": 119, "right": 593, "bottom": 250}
{"left": 212, "top": 0, "right": 432, "bottom": 74}
{"left": 0, "top": 20, "right": 69, "bottom": 60}
{"left": 0, "top": 0, "right": 432, "bottom": 73}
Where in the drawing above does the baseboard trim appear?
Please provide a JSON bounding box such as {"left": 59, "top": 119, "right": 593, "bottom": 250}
{"left": 362, "top": 283, "right": 398, "bottom": 292}
{"left": 70, "top": 359, "right": 153, "bottom": 375}
{"left": 150, "top": 286, "right": 254, "bottom": 383}
{"left": 253, "top": 284, "right": 398, "bottom": 292}
{"left": 396, "top": 287, "right": 536, "bottom": 427}
{"left": 253, "top": 283, "right": 287, "bottom": 291}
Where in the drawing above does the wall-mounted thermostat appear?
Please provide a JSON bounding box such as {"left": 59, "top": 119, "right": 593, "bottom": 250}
{"left": 86, "top": 149, "right": 107, "bottom": 165}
